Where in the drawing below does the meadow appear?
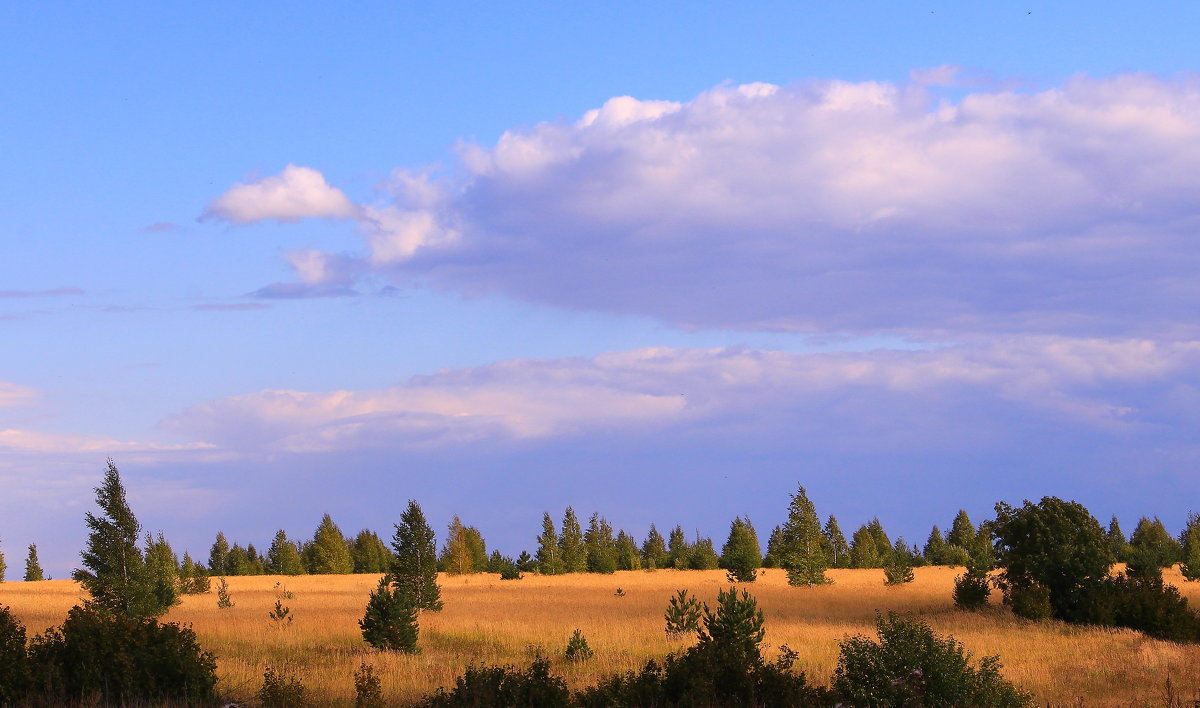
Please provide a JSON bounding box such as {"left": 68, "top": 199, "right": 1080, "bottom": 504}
{"left": 4, "top": 566, "right": 1200, "bottom": 706}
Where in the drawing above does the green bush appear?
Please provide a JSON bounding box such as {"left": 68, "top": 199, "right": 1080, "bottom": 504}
{"left": 417, "top": 656, "right": 570, "bottom": 708}
{"left": 354, "top": 662, "right": 384, "bottom": 708}
{"left": 833, "top": 612, "right": 1031, "bottom": 707}
{"left": 564, "top": 628, "right": 594, "bottom": 662}
{"left": 260, "top": 664, "right": 310, "bottom": 708}
{"left": 360, "top": 577, "right": 420, "bottom": 653}
{"left": 1081, "top": 574, "right": 1200, "bottom": 643}
{"left": 953, "top": 573, "right": 991, "bottom": 610}
{"left": 883, "top": 559, "right": 915, "bottom": 585}
{"left": 0, "top": 605, "right": 30, "bottom": 706}
{"left": 27, "top": 603, "right": 217, "bottom": 706}
{"left": 1007, "top": 583, "right": 1052, "bottom": 621}
{"left": 663, "top": 589, "right": 702, "bottom": 637}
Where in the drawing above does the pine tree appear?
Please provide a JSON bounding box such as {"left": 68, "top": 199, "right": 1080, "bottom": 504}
{"left": 849, "top": 524, "right": 881, "bottom": 568}
{"left": 688, "top": 536, "right": 721, "bottom": 570}
{"left": 823, "top": 515, "right": 849, "bottom": 569}
{"left": 720, "top": 516, "right": 761, "bottom": 582}
{"left": 1180, "top": 513, "right": 1200, "bottom": 582}
{"left": 641, "top": 524, "right": 669, "bottom": 570}
{"left": 310, "top": 514, "right": 354, "bottom": 574}
{"left": 73, "top": 459, "right": 176, "bottom": 617}
{"left": 1106, "top": 516, "right": 1131, "bottom": 564}
{"left": 762, "top": 525, "right": 784, "bottom": 568}
{"left": 615, "top": 531, "right": 642, "bottom": 570}
{"left": 359, "top": 577, "right": 419, "bottom": 653}
{"left": 535, "top": 512, "right": 563, "bottom": 575}
{"left": 226, "top": 544, "right": 252, "bottom": 575}
{"left": 559, "top": 507, "right": 587, "bottom": 573}
{"left": 947, "top": 510, "right": 977, "bottom": 553}
{"left": 350, "top": 529, "right": 392, "bottom": 574}
{"left": 24, "top": 544, "right": 43, "bottom": 582}
{"left": 441, "top": 516, "right": 474, "bottom": 575}
{"left": 267, "top": 530, "right": 306, "bottom": 575}
{"left": 208, "top": 532, "right": 230, "bottom": 575}
{"left": 389, "top": 500, "right": 442, "bottom": 611}
{"left": 779, "top": 485, "right": 829, "bottom": 586}
{"left": 667, "top": 525, "right": 691, "bottom": 570}
{"left": 584, "top": 513, "right": 617, "bottom": 574}
{"left": 924, "top": 526, "right": 949, "bottom": 565}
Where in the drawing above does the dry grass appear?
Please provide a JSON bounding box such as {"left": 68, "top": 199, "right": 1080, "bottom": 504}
{"left": 4, "top": 567, "right": 1200, "bottom": 706}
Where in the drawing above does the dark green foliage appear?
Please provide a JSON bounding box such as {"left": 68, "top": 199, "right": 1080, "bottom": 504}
{"left": 1181, "top": 513, "right": 1200, "bottom": 582}
{"left": 666, "top": 525, "right": 691, "bottom": 570}
{"left": 687, "top": 536, "right": 720, "bottom": 570}
{"left": 585, "top": 513, "right": 618, "bottom": 574}
{"left": 720, "top": 516, "right": 761, "bottom": 583}
{"left": 355, "top": 662, "right": 384, "bottom": 708}
{"left": 268, "top": 529, "right": 306, "bottom": 575}
{"left": 849, "top": 524, "right": 882, "bottom": 569}
{"left": 536, "top": 512, "right": 563, "bottom": 575}
{"left": 23, "top": 544, "right": 43, "bottom": 582}
{"left": 833, "top": 612, "right": 1031, "bottom": 707}
{"left": 499, "top": 563, "right": 523, "bottom": 581}
{"left": 992, "top": 497, "right": 1113, "bottom": 622}
{"left": 822, "top": 515, "right": 849, "bottom": 569}
{"left": 924, "top": 525, "right": 949, "bottom": 565}
{"left": 1130, "top": 517, "right": 1182, "bottom": 571}
{"left": 225, "top": 543, "right": 252, "bottom": 575}
{"left": 360, "top": 577, "right": 420, "bottom": 652}
{"left": 559, "top": 507, "right": 588, "bottom": 573}
{"left": 260, "top": 664, "right": 310, "bottom": 708}
{"left": 565, "top": 628, "right": 595, "bottom": 662}
{"left": 1081, "top": 573, "right": 1200, "bottom": 643}
{"left": 216, "top": 576, "right": 234, "bottom": 608}
{"left": 865, "top": 518, "right": 893, "bottom": 565}
{"left": 664, "top": 589, "right": 703, "bottom": 637}
{"left": 641, "top": 524, "right": 668, "bottom": 570}
{"left": 883, "top": 546, "right": 915, "bottom": 585}
{"left": 0, "top": 605, "right": 30, "bottom": 705}
{"left": 779, "top": 485, "right": 830, "bottom": 585}
{"left": 208, "top": 531, "right": 230, "bottom": 577}
{"left": 1107, "top": 515, "right": 1132, "bottom": 563}
{"left": 311, "top": 513, "right": 354, "bottom": 574}
{"left": 73, "top": 459, "right": 177, "bottom": 618}
{"left": 516, "top": 550, "right": 536, "bottom": 572}
{"left": 27, "top": 603, "right": 217, "bottom": 706}
{"left": 1007, "top": 583, "right": 1052, "bottom": 620}
{"left": 349, "top": 529, "right": 392, "bottom": 574}
{"left": 390, "top": 499, "right": 442, "bottom": 611}
{"left": 615, "top": 530, "right": 642, "bottom": 571}
{"left": 947, "top": 509, "right": 978, "bottom": 552}
{"left": 487, "top": 549, "right": 506, "bottom": 573}
{"left": 761, "top": 525, "right": 783, "bottom": 568}
{"left": 417, "top": 657, "right": 570, "bottom": 708}
{"left": 578, "top": 587, "right": 827, "bottom": 708}
{"left": 954, "top": 573, "right": 992, "bottom": 610}
{"left": 178, "top": 552, "right": 210, "bottom": 594}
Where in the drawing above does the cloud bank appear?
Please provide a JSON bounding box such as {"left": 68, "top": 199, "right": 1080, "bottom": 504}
{"left": 206, "top": 73, "right": 1200, "bottom": 337}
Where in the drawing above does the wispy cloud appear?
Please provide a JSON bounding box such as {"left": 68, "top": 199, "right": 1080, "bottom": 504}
{"left": 0, "top": 382, "right": 38, "bottom": 407}
{"left": 0, "top": 287, "right": 84, "bottom": 299}
{"left": 190, "top": 303, "right": 271, "bottom": 312}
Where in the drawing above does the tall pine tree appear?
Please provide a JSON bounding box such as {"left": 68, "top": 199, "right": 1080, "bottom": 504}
{"left": 641, "top": 524, "right": 668, "bottom": 570}
{"left": 535, "top": 512, "right": 563, "bottom": 575}
{"left": 24, "top": 544, "right": 43, "bottom": 582}
{"left": 559, "top": 507, "right": 587, "bottom": 573}
{"left": 584, "top": 513, "right": 617, "bottom": 574}
{"left": 667, "top": 525, "right": 691, "bottom": 569}
{"left": 779, "top": 485, "right": 829, "bottom": 586}
{"left": 389, "top": 500, "right": 442, "bottom": 611}
{"left": 267, "top": 530, "right": 305, "bottom": 575}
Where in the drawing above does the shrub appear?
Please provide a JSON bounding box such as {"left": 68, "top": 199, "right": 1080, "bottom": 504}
{"left": 953, "top": 573, "right": 992, "bottom": 610}
{"left": 417, "top": 656, "right": 570, "bottom": 708}
{"left": 833, "top": 612, "right": 1032, "bottom": 707}
{"left": 883, "top": 557, "right": 915, "bottom": 585}
{"left": 564, "top": 628, "right": 594, "bottom": 662}
{"left": 215, "top": 576, "right": 234, "bottom": 608}
{"left": 0, "top": 605, "right": 30, "bottom": 706}
{"left": 1081, "top": 574, "right": 1200, "bottom": 643}
{"left": 354, "top": 662, "right": 384, "bottom": 708}
{"left": 260, "top": 664, "right": 310, "bottom": 708}
{"left": 360, "top": 577, "right": 420, "bottom": 653}
{"left": 663, "top": 589, "right": 702, "bottom": 637}
{"left": 500, "top": 563, "right": 523, "bottom": 580}
{"left": 26, "top": 603, "right": 217, "bottom": 706}
{"left": 1007, "top": 583, "right": 1052, "bottom": 621}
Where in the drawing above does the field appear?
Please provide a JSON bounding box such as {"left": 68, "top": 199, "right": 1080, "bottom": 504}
{"left": 4, "top": 567, "right": 1200, "bottom": 706}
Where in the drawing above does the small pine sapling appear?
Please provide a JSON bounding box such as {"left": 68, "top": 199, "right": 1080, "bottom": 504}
{"left": 268, "top": 599, "right": 293, "bottom": 628}
{"left": 564, "top": 628, "right": 594, "bottom": 662}
{"left": 353, "top": 663, "right": 384, "bottom": 708}
{"left": 216, "top": 577, "right": 234, "bottom": 608}
{"left": 360, "top": 577, "right": 420, "bottom": 653}
{"left": 259, "top": 664, "right": 309, "bottom": 708}
{"left": 663, "top": 589, "right": 703, "bottom": 637}
{"left": 883, "top": 554, "right": 915, "bottom": 585}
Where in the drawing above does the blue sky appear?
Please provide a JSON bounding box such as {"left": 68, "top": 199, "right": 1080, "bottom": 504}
{"left": 4, "top": 2, "right": 1200, "bottom": 576}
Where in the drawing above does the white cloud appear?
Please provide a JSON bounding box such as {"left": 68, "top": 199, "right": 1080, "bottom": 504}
{"left": 0, "top": 428, "right": 214, "bottom": 454}
{"left": 204, "top": 164, "right": 358, "bottom": 223}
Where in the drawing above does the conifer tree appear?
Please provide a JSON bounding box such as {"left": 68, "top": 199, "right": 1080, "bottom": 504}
{"left": 849, "top": 524, "right": 881, "bottom": 568}
{"left": 779, "top": 485, "right": 829, "bottom": 585}
{"left": 947, "top": 510, "right": 977, "bottom": 552}
{"left": 350, "top": 529, "right": 392, "bottom": 574}
{"left": 267, "top": 530, "right": 306, "bottom": 575}
{"left": 463, "top": 526, "right": 488, "bottom": 572}
{"left": 865, "top": 518, "right": 893, "bottom": 564}
{"left": 689, "top": 536, "right": 721, "bottom": 570}
{"left": 924, "top": 526, "right": 949, "bottom": 565}
{"left": 615, "top": 530, "right": 642, "bottom": 570}
{"left": 389, "top": 500, "right": 442, "bottom": 611}
{"left": 823, "top": 515, "right": 849, "bottom": 569}
{"left": 559, "top": 507, "right": 587, "bottom": 573}
{"left": 441, "top": 516, "right": 474, "bottom": 575}
{"left": 720, "top": 516, "right": 761, "bottom": 582}
{"left": 208, "top": 532, "right": 230, "bottom": 575}
{"left": 667, "top": 525, "right": 691, "bottom": 569}
{"left": 584, "top": 513, "right": 618, "bottom": 573}
{"left": 762, "top": 525, "right": 783, "bottom": 568}
{"left": 226, "top": 544, "right": 252, "bottom": 575}
{"left": 1106, "top": 515, "right": 1131, "bottom": 564}
{"left": 73, "top": 459, "right": 176, "bottom": 617}
{"left": 641, "top": 524, "right": 668, "bottom": 570}
{"left": 311, "top": 514, "right": 354, "bottom": 574}
{"left": 246, "top": 544, "right": 265, "bottom": 575}
{"left": 359, "top": 577, "right": 419, "bottom": 653}
{"left": 24, "top": 544, "right": 43, "bottom": 582}
{"left": 1180, "top": 513, "right": 1200, "bottom": 582}
{"left": 535, "top": 512, "right": 563, "bottom": 575}
{"left": 1129, "top": 516, "right": 1182, "bottom": 571}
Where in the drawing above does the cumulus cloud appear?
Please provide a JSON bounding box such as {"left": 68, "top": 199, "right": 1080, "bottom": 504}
{"left": 219, "top": 74, "right": 1200, "bottom": 337}
{"left": 164, "top": 337, "right": 1200, "bottom": 455}
{"left": 204, "top": 164, "right": 358, "bottom": 223}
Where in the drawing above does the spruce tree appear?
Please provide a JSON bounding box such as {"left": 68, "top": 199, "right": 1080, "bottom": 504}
{"left": 924, "top": 526, "right": 948, "bottom": 565}
{"left": 24, "top": 544, "right": 43, "bottom": 582}
{"left": 389, "top": 500, "right": 442, "bottom": 611}
{"left": 208, "top": 532, "right": 230, "bottom": 575}
{"left": 849, "top": 524, "right": 881, "bottom": 568}
{"left": 823, "top": 515, "right": 849, "bottom": 569}
{"left": 1180, "top": 513, "right": 1200, "bottom": 582}
{"left": 310, "top": 514, "right": 354, "bottom": 574}
{"left": 720, "top": 516, "right": 761, "bottom": 582}
{"left": 641, "top": 524, "right": 668, "bottom": 570}
{"left": 947, "top": 510, "right": 977, "bottom": 553}
{"left": 359, "top": 577, "right": 419, "bottom": 653}
{"left": 267, "top": 530, "right": 306, "bottom": 575}
{"left": 584, "top": 513, "right": 617, "bottom": 574}
{"left": 762, "top": 525, "right": 783, "bottom": 568}
{"left": 779, "top": 485, "right": 829, "bottom": 585}
{"left": 350, "top": 529, "right": 392, "bottom": 574}
{"left": 74, "top": 459, "right": 176, "bottom": 617}
{"left": 559, "top": 507, "right": 587, "bottom": 573}
{"left": 535, "top": 512, "right": 563, "bottom": 575}
{"left": 615, "top": 530, "right": 642, "bottom": 571}
{"left": 1106, "top": 515, "right": 1131, "bottom": 564}
{"left": 667, "top": 525, "right": 691, "bottom": 569}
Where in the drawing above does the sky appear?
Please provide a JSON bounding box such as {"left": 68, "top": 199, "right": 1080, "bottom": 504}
{"left": 3, "top": 2, "right": 1200, "bottom": 577}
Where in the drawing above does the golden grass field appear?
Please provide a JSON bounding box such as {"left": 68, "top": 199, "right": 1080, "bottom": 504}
{"left": 4, "top": 566, "right": 1200, "bottom": 706}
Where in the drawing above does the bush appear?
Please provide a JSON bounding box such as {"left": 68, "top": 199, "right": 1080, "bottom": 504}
{"left": 1007, "top": 583, "right": 1052, "bottom": 621}
{"left": 360, "top": 577, "right": 420, "bottom": 653}
{"left": 260, "top": 664, "right": 310, "bottom": 708}
{"left": 26, "top": 603, "right": 217, "bottom": 706}
{"left": 1081, "top": 574, "right": 1200, "bottom": 643}
{"left": 953, "top": 573, "right": 992, "bottom": 610}
{"left": 564, "top": 628, "right": 594, "bottom": 662}
{"left": 663, "top": 589, "right": 702, "bottom": 637}
{"left": 215, "top": 576, "right": 234, "bottom": 608}
{"left": 883, "top": 559, "right": 915, "bottom": 585}
{"left": 417, "top": 656, "right": 570, "bottom": 708}
{"left": 354, "top": 662, "right": 384, "bottom": 708}
{"left": 0, "top": 605, "right": 30, "bottom": 706}
{"left": 833, "top": 612, "right": 1032, "bottom": 707}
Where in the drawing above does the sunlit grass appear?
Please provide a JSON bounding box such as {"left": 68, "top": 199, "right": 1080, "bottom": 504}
{"left": 4, "top": 567, "right": 1200, "bottom": 706}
